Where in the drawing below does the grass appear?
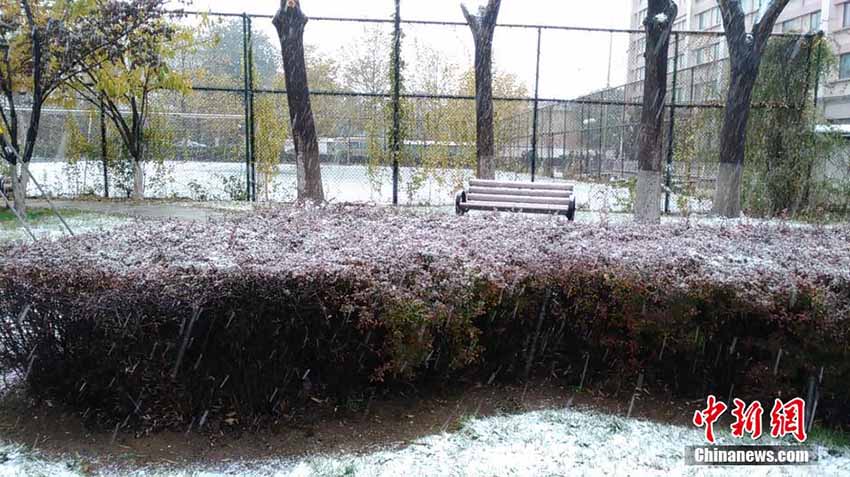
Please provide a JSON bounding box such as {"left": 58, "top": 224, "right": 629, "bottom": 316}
{"left": 0, "top": 208, "right": 83, "bottom": 226}
{"left": 810, "top": 427, "right": 850, "bottom": 449}
{"left": 0, "top": 207, "right": 129, "bottom": 243}
{"left": 0, "top": 208, "right": 55, "bottom": 224}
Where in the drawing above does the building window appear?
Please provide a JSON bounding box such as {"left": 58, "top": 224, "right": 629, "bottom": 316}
{"left": 693, "top": 83, "right": 704, "bottom": 102}
{"left": 636, "top": 8, "right": 647, "bottom": 25}
{"left": 782, "top": 19, "right": 798, "bottom": 33}
{"left": 844, "top": 3, "right": 850, "bottom": 28}
{"left": 742, "top": 0, "right": 765, "bottom": 14}
{"left": 695, "top": 43, "right": 721, "bottom": 65}
{"left": 810, "top": 11, "right": 821, "bottom": 32}
{"left": 697, "top": 8, "right": 721, "bottom": 30}
{"left": 667, "top": 53, "right": 687, "bottom": 72}
{"left": 840, "top": 54, "right": 850, "bottom": 79}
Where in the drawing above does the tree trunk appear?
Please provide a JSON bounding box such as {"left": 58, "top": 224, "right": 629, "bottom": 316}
{"left": 11, "top": 162, "right": 29, "bottom": 216}
{"left": 713, "top": 0, "right": 791, "bottom": 218}
{"left": 132, "top": 159, "right": 145, "bottom": 200}
{"left": 634, "top": 0, "right": 677, "bottom": 224}
{"left": 713, "top": 77, "right": 756, "bottom": 218}
{"left": 462, "top": 0, "right": 502, "bottom": 180}
{"left": 273, "top": 0, "right": 324, "bottom": 203}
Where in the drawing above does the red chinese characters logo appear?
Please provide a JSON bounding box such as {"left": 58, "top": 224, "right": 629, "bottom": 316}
{"left": 770, "top": 398, "right": 807, "bottom": 443}
{"left": 693, "top": 396, "right": 807, "bottom": 443}
{"left": 693, "top": 395, "right": 728, "bottom": 444}
{"left": 730, "top": 398, "right": 764, "bottom": 440}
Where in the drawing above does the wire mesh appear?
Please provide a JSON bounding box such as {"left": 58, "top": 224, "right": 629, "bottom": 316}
{"left": 5, "top": 9, "right": 837, "bottom": 213}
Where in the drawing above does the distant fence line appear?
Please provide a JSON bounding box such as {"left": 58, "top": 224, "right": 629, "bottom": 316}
{"left": 10, "top": 9, "right": 821, "bottom": 209}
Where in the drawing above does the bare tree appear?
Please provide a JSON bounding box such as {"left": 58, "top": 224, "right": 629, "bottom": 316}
{"left": 634, "top": 0, "right": 678, "bottom": 223}
{"left": 462, "top": 0, "right": 502, "bottom": 180}
{"left": 273, "top": 0, "right": 324, "bottom": 203}
{"left": 713, "top": 0, "right": 790, "bottom": 218}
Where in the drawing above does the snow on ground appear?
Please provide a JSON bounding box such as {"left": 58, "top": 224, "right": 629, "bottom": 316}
{"left": 28, "top": 161, "right": 708, "bottom": 215}
{"left": 0, "top": 407, "right": 847, "bottom": 476}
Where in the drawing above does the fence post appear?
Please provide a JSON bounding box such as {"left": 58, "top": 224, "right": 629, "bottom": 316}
{"left": 579, "top": 103, "right": 585, "bottom": 176}
{"left": 547, "top": 103, "right": 553, "bottom": 177}
{"left": 813, "top": 31, "right": 824, "bottom": 112}
{"left": 531, "top": 27, "right": 542, "bottom": 182}
{"left": 247, "top": 15, "right": 257, "bottom": 202}
{"left": 391, "top": 0, "right": 402, "bottom": 205}
{"left": 242, "top": 13, "right": 253, "bottom": 202}
{"left": 99, "top": 95, "right": 109, "bottom": 198}
{"left": 620, "top": 92, "right": 627, "bottom": 178}
{"left": 562, "top": 103, "right": 568, "bottom": 177}
{"left": 598, "top": 90, "right": 605, "bottom": 178}
{"left": 664, "top": 32, "right": 680, "bottom": 215}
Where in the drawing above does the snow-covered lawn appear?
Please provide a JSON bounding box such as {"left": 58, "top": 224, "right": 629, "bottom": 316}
{"left": 29, "top": 160, "right": 710, "bottom": 214}
{"left": 0, "top": 406, "right": 847, "bottom": 476}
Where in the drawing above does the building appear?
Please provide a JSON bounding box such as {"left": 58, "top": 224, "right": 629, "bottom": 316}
{"left": 627, "top": 0, "right": 850, "bottom": 123}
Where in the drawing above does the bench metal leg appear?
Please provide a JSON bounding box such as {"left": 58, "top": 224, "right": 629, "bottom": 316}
{"left": 455, "top": 191, "right": 467, "bottom": 216}
{"left": 567, "top": 198, "right": 577, "bottom": 222}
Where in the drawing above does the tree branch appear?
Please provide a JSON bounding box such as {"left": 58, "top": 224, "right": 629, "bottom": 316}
{"left": 755, "top": 0, "right": 791, "bottom": 47}
{"left": 21, "top": 0, "right": 44, "bottom": 163}
{"left": 67, "top": 76, "right": 134, "bottom": 151}
{"left": 274, "top": 0, "right": 308, "bottom": 42}
{"left": 718, "top": 0, "right": 747, "bottom": 54}
{"left": 460, "top": 4, "right": 480, "bottom": 33}
{"left": 0, "top": 46, "right": 18, "bottom": 154}
{"left": 483, "top": 0, "right": 502, "bottom": 27}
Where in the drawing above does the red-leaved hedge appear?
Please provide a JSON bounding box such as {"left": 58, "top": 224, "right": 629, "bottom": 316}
{"left": 1, "top": 205, "right": 849, "bottom": 431}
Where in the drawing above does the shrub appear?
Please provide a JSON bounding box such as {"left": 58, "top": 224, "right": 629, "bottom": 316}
{"left": 1, "top": 206, "right": 849, "bottom": 431}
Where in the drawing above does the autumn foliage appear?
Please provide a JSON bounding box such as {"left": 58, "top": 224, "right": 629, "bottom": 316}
{"left": 1, "top": 206, "right": 849, "bottom": 431}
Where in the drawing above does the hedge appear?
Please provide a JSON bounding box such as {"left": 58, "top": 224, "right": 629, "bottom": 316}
{"left": 1, "top": 205, "right": 849, "bottom": 431}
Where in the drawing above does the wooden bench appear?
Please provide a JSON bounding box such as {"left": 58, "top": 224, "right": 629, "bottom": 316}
{"left": 455, "top": 179, "right": 577, "bottom": 221}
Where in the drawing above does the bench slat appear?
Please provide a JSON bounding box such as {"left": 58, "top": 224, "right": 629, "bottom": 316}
{"left": 469, "top": 179, "right": 573, "bottom": 191}
{"left": 467, "top": 193, "right": 573, "bottom": 206}
{"left": 468, "top": 186, "right": 572, "bottom": 198}
{"left": 459, "top": 201, "right": 572, "bottom": 215}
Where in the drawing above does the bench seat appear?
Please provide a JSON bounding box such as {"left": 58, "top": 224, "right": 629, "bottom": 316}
{"left": 456, "top": 179, "right": 577, "bottom": 221}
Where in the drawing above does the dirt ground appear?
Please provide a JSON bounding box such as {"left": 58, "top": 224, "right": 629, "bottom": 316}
{"left": 0, "top": 377, "right": 698, "bottom": 472}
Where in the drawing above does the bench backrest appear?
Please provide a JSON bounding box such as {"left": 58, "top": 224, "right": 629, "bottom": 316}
{"left": 466, "top": 179, "right": 574, "bottom": 206}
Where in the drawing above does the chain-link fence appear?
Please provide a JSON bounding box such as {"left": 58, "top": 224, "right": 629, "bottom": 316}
{"left": 13, "top": 8, "right": 842, "bottom": 213}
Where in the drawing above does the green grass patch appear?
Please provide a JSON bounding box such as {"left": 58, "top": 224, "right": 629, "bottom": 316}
{"left": 0, "top": 208, "right": 82, "bottom": 226}
{"left": 810, "top": 427, "right": 850, "bottom": 449}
